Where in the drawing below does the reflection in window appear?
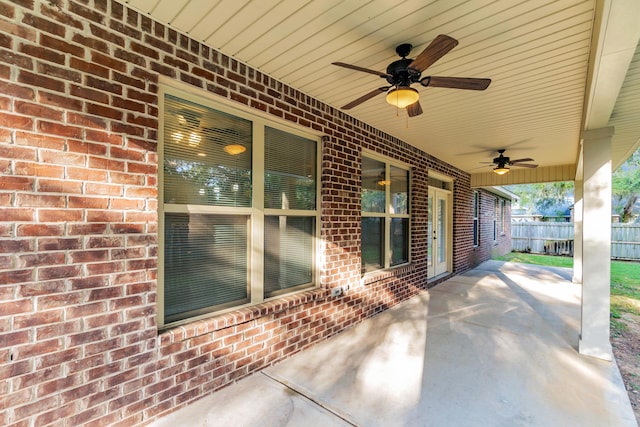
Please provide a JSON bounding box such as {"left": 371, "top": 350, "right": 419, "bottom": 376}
{"left": 265, "top": 127, "right": 316, "bottom": 210}
{"left": 161, "top": 92, "right": 318, "bottom": 326}
{"left": 264, "top": 216, "right": 315, "bottom": 296}
{"left": 391, "top": 217, "right": 409, "bottom": 265}
{"left": 390, "top": 166, "right": 408, "bottom": 214}
{"left": 164, "top": 95, "right": 252, "bottom": 207}
{"left": 362, "top": 217, "right": 384, "bottom": 272}
{"left": 362, "top": 157, "right": 386, "bottom": 213}
{"left": 263, "top": 127, "right": 317, "bottom": 296}
{"left": 361, "top": 155, "right": 410, "bottom": 273}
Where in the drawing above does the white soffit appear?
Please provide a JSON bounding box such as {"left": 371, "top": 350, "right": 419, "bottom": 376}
{"left": 581, "top": 0, "right": 640, "bottom": 170}
{"left": 124, "top": 0, "right": 639, "bottom": 176}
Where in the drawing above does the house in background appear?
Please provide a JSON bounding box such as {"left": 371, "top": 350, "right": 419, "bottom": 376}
{"left": 0, "top": 1, "right": 639, "bottom": 425}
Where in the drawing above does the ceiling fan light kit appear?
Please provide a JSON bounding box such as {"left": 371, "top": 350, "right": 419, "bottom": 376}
{"left": 493, "top": 165, "right": 510, "bottom": 175}
{"left": 223, "top": 144, "right": 246, "bottom": 155}
{"left": 386, "top": 86, "right": 419, "bottom": 108}
{"left": 485, "top": 149, "right": 538, "bottom": 174}
{"left": 333, "top": 35, "right": 491, "bottom": 117}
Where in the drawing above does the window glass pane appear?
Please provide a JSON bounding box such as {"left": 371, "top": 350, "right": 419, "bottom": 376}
{"left": 362, "top": 217, "right": 384, "bottom": 272}
{"left": 473, "top": 192, "right": 479, "bottom": 217}
{"left": 265, "top": 127, "right": 316, "bottom": 210}
{"left": 390, "top": 166, "right": 408, "bottom": 214}
{"left": 264, "top": 216, "right": 314, "bottom": 297}
{"left": 438, "top": 198, "right": 446, "bottom": 263}
{"left": 362, "top": 157, "right": 385, "bottom": 213}
{"left": 164, "top": 94, "right": 252, "bottom": 207}
{"left": 164, "top": 213, "right": 249, "bottom": 323}
{"left": 391, "top": 218, "right": 409, "bottom": 265}
{"left": 473, "top": 219, "right": 479, "bottom": 246}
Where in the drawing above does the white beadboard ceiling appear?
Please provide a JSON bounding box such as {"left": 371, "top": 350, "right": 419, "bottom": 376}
{"left": 125, "top": 0, "right": 640, "bottom": 177}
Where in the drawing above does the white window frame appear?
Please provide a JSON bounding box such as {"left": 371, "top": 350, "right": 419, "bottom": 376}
{"left": 157, "top": 81, "right": 321, "bottom": 328}
{"left": 361, "top": 151, "right": 411, "bottom": 273}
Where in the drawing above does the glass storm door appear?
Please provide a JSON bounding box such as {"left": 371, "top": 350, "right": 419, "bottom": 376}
{"left": 427, "top": 187, "right": 450, "bottom": 278}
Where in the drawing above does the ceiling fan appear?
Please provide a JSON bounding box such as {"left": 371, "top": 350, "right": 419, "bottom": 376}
{"left": 483, "top": 149, "right": 538, "bottom": 175}
{"left": 332, "top": 34, "right": 491, "bottom": 117}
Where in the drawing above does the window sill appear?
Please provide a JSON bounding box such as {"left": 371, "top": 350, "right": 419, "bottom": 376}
{"left": 158, "top": 287, "right": 330, "bottom": 347}
{"left": 360, "top": 263, "right": 416, "bottom": 286}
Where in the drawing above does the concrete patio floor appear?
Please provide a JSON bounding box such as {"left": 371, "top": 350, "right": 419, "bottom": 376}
{"left": 149, "top": 260, "right": 637, "bottom": 427}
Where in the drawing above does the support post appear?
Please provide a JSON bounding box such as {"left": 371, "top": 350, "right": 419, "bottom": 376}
{"left": 573, "top": 179, "right": 583, "bottom": 284}
{"left": 579, "top": 127, "right": 614, "bottom": 361}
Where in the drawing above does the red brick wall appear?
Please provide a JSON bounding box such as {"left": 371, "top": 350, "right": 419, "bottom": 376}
{"left": 468, "top": 190, "right": 512, "bottom": 266}
{"left": 495, "top": 197, "right": 512, "bottom": 256}
{"left": 0, "top": 1, "right": 491, "bottom": 425}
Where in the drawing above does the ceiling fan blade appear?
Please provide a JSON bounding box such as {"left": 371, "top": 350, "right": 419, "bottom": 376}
{"left": 332, "top": 62, "right": 390, "bottom": 78}
{"left": 407, "top": 34, "right": 458, "bottom": 72}
{"left": 341, "top": 87, "right": 387, "bottom": 110}
{"left": 406, "top": 100, "right": 423, "bottom": 117}
{"left": 425, "top": 76, "right": 491, "bottom": 90}
{"left": 513, "top": 163, "right": 538, "bottom": 168}
{"left": 509, "top": 158, "right": 534, "bottom": 163}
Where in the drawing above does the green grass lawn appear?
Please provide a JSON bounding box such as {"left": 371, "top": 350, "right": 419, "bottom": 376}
{"left": 493, "top": 252, "right": 640, "bottom": 332}
{"left": 494, "top": 252, "right": 573, "bottom": 268}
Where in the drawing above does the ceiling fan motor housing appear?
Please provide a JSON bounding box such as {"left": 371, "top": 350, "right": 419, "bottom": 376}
{"left": 385, "top": 58, "right": 421, "bottom": 86}
{"left": 385, "top": 44, "right": 423, "bottom": 87}
{"left": 493, "top": 154, "right": 510, "bottom": 165}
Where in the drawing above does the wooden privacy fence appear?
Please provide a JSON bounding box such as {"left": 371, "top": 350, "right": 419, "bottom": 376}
{"left": 511, "top": 222, "right": 640, "bottom": 261}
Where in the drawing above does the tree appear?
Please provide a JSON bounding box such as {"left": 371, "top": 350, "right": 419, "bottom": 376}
{"left": 506, "top": 147, "right": 640, "bottom": 222}
{"left": 507, "top": 182, "right": 574, "bottom": 216}
{"left": 612, "top": 148, "right": 640, "bottom": 222}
